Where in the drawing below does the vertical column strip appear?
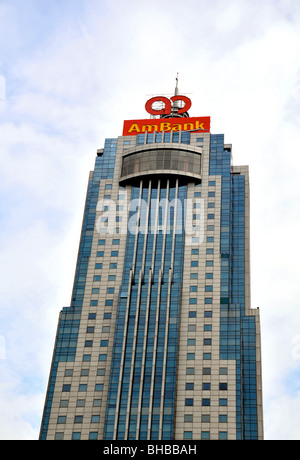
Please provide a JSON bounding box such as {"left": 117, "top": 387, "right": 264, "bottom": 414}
{"left": 147, "top": 180, "right": 170, "bottom": 439}
{"left": 159, "top": 179, "right": 179, "bottom": 438}
{"left": 124, "top": 181, "right": 152, "bottom": 439}
{"left": 113, "top": 181, "right": 143, "bottom": 439}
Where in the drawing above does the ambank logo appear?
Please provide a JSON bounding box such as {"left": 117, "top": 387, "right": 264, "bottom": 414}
{"left": 123, "top": 116, "right": 210, "bottom": 136}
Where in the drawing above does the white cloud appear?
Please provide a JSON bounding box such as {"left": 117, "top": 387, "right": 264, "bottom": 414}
{"left": 1, "top": 0, "right": 300, "bottom": 440}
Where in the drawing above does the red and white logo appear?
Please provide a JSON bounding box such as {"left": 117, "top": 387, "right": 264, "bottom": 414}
{"left": 145, "top": 95, "right": 192, "bottom": 116}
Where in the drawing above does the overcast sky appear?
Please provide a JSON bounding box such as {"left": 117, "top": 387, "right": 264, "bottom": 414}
{"left": 1, "top": 0, "right": 300, "bottom": 440}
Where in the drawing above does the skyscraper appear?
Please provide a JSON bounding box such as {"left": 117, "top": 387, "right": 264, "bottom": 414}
{"left": 40, "top": 89, "right": 263, "bottom": 441}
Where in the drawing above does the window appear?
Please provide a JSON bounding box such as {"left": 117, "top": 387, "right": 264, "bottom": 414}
{"left": 219, "top": 368, "right": 228, "bottom": 375}
{"left": 185, "top": 399, "right": 194, "bottom": 406}
{"left": 93, "top": 399, "right": 102, "bottom": 407}
{"left": 107, "top": 287, "right": 114, "bottom": 294}
{"left": 204, "top": 324, "right": 212, "bottom": 331}
{"left": 89, "top": 313, "right": 96, "bottom": 320}
{"left": 85, "top": 340, "right": 93, "bottom": 347}
{"left": 203, "top": 353, "right": 211, "bottom": 360}
{"left": 102, "top": 326, "right": 110, "bottom": 333}
{"left": 186, "top": 383, "right": 194, "bottom": 390}
{"left": 194, "top": 192, "right": 201, "bottom": 197}
{"left": 191, "top": 249, "right": 199, "bottom": 255}
{"left": 72, "top": 433, "right": 81, "bottom": 440}
{"left": 97, "top": 251, "right": 104, "bottom": 257}
{"left": 79, "top": 384, "right": 87, "bottom": 392}
{"left": 190, "top": 286, "right": 197, "bottom": 292}
{"left": 202, "top": 383, "right": 210, "bottom": 390}
{"left": 219, "top": 432, "right": 228, "bottom": 440}
{"left": 111, "top": 251, "right": 119, "bottom": 257}
{"left": 81, "top": 369, "right": 89, "bottom": 376}
{"left": 206, "top": 248, "right": 214, "bottom": 254}
{"left": 204, "top": 311, "right": 212, "bottom": 318}
{"left": 83, "top": 354, "right": 91, "bottom": 362}
{"left": 99, "top": 354, "right": 107, "bottom": 361}
{"left": 219, "top": 415, "right": 228, "bottom": 423}
{"left": 189, "top": 311, "right": 197, "bottom": 318}
{"left": 203, "top": 368, "right": 211, "bottom": 375}
{"left": 97, "top": 368, "right": 106, "bottom": 376}
{"left": 112, "top": 239, "right": 120, "bottom": 245}
{"left": 100, "top": 340, "right": 108, "bottom": 347}
{"left": 90, "top": 300, "right": 98, "bottom": 307}
{"left": 108, "top": 275, "right": 116, "bottom": 281}
{"left": 186, "top": 368, "right": 195, "bottom": 375}
{"left": 74, "top": 415, "right": 83, "bottom": 424}
{"left": 55, "top": 433, "right": 64, "bottom": 440}
{"left": 207, "top": 214, "right": 215, "bottom": 220}
{"left": 105, "top": 299, "right": 113, "bottom": 306}
{"left": 206, "top": 260, "right": 214, "bottom": 267}
{"left": 187, "top": 339, "right": 196, "bottom": 346}
{"left": 205, "top": 286, "right": 213, "bottom": 292}
{"left": 204, "top": 339, "right": 212, "bottom": 346}
{"left": 92, "top": 288, "right": 99, "bottom": 294}
{"left": 201, "top": 431, "right": 210, "bottom": 440}
{"left": 206, "top": 273, "right": 213, "bottom": 279}
{"left": 202, "top": 415, "right": 210, "bottom": 423}
{"left": 94, "top": 275, "right": 101, "bottom": 282}
{"left": 98, "top": 239, "right": 106, "bottom": 245}
{"left": 208, "top": 202, "right": 215, "bottom": 208}
{"left": 209, "top": 181, "right": 216, "bottom": 186}
{"left": 219, "top": 383, "right": 228, "bottom": 391}
{"left": 95, "top": 264, "right": 102, "bottom": 270}
{"left": 184, "top": 431, "right": 193, "bottom": 440}
{"left": 57, "top": 416, "right": 66, "bottom": 424}
{"left": 104, "top": 313, "right": 112, "bottom": 320}
{"left": 95, "top": 384, "right": 104, "bottom": 391}
{"left": 62, "top": 384, "right": 71, "bottom": 392}
{"left": 187, "top": 353, "right": 195, "bottom": 360}
{"left": 105, "top": 184, "right": 112, "bottom": 190}
{"left": 89, "top": 432, "right": 98, "bottom": 440}
{"left": 207, "top": 237, "right": 214, "bottom": 243}
{"left": 189, "top": 298, "right": 197, "bottom": 305}
{"left": 191, "top": 261, "right": 198, "bottom": 267}
{"left": 184, "top": 415, "right": 193, "bottom": 423}
{"left": 219, "top": 399, "right": 228, "bottom": 407}
{"left": 110, "top": 263, "right": 117, "bottom": 269}
{"left": 60, "top": 400, "right": 69, "bottom": 408}
{"left": 190, "top": 273, "right": 198, "bottom": 280}
{"left": 205, "top": 298, "right": 212, "bottom": 304}
{"left": 91, "top": 415, "right": 100, "bottom": 423}
{"left": 202, "top": 399, "right": 210, "bottom": 406}
{"left": 208, "top": 192, "right": 215, "bottom": 197}
{"left": 76, "top": 400, "right": 85, "bottom": 407}
{"left": 64, "top": 369, "right": 73, "bottom": 377}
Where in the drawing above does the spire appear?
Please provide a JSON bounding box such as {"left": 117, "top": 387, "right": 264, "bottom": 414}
{"left": 175, "top": 72, "right": 179, "bottom": 96}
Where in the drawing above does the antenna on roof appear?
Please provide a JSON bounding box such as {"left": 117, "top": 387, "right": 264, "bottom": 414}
{"left": 175, "top": 72, "right": 179, "bottom": 96}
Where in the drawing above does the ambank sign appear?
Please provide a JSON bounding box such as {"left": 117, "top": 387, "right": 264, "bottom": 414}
{"left": 123, "top": 116, "right": 210, "bottom": 136}
{"left": 123, "top": 95, "right": 210, "bottom": 136}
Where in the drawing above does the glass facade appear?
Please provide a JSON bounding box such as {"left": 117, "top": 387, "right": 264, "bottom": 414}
{"left": 104, "top": 179, "right": 186, "bottom": 440}
{"left": 40, "top": 124, "right": 263, "bottom": 441}
{"left": 209, "top": 135, "right": 259, "bottom": 440}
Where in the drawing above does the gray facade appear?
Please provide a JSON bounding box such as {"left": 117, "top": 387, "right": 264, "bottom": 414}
{"left": 40, "top": 122, "right": 263, "bottom": 440}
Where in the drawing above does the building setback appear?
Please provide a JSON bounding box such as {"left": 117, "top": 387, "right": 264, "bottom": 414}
{"left": 40, "top": 92, "right": 263, "bottom": 441}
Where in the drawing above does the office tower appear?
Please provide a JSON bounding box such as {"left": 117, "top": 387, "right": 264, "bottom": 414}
{"left": 40, "top": 90, "right": 263, "bottom": 441}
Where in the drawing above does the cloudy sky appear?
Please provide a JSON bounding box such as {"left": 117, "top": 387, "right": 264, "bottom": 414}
{"left": 0, "top": 0, "right": 300, "bottom": 440}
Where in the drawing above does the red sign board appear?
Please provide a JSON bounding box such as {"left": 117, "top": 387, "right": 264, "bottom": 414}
{"left": 123, "top": 116, "right": 211, "bottom": 136}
